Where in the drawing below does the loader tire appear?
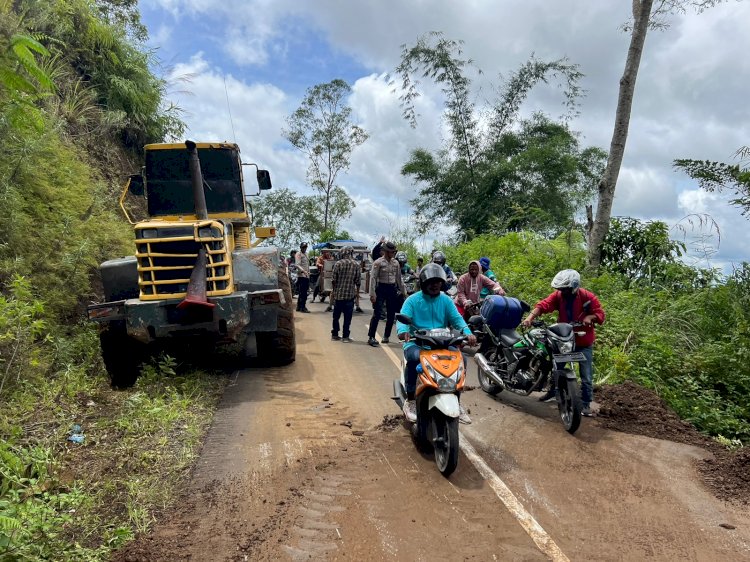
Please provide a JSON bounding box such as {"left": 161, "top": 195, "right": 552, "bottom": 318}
{"left": 99, "top": 322, "right": 146, "bottom": 389}
{"left": 257, "top": 263, "right": 296, "bottom": 365}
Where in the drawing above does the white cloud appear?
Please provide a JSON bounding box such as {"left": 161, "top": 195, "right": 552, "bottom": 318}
{"left": 148, "top": 1, "right": 750, "bottom": 267}
{"left": 611, "top": 166, "right": 680, "bottom": 218}
{"left": 165, "top": 53, "right": 307, "bottom": 190}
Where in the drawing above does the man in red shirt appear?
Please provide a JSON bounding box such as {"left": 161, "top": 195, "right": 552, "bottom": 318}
{"left": 522, "top": 269, "right": 605, "bottom": 416}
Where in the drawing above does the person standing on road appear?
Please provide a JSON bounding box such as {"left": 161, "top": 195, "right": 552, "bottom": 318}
{"left": 355, "top": 254, "right": 365, "bottom": 313}
{"left": 521, "top": 269, "right": 605, "bottom": 416}
{"left": 330, "top": 246, "right": 361, "bottom": 343}
{"left": 371, "top": 235, "right": 385, "bottom": 261}
{"left": 295, "top": 242, "right": 311, "bottom": 313}
{"left": 367, "top": 241, "right": 406, "bottom": 347}
{"left": 398, "top": 263, "right": 476, "bottom": 424}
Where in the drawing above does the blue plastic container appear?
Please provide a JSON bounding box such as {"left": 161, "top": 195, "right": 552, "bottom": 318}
{"left": 480, "top": 295, "right": 524, "bottom": 332}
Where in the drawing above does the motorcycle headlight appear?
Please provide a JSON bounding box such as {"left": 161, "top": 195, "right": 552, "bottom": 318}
{"left": 558, "top": 340, "right": 574, "bottom": 354}
{"left": 424, "top": 362, "right": 459, "bottom": 392}
{"left": 437, "top": 376, "right": 457, "bottom": 392}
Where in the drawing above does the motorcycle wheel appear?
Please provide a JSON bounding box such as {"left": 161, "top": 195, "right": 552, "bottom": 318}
{"left": 557, "top": 373, "right": 582, "bottom": 434}
{"left": 432, "top": 412, "right": 459, "bottom": 477}
{"left": 414, "top": 412, "right": 432, "bottom": 452}
{"left": 477, "top": 345, "right": 503, "bottom": 396}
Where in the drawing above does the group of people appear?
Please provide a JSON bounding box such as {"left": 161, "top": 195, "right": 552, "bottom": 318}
{"left": 289, "top": 241, "right": 363, "bottom": 341}
{"left": 291, "top": 238, "right": 605, "bottom": 421}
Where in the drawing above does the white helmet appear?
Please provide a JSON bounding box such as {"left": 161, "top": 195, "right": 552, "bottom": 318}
{"left": 395, "top": 251, "right": 407, "bottom": 265}
{"left": 551, "top": 269, "right": 580, "bottom": 290}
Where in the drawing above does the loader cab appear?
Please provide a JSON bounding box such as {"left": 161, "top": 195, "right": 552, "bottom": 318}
{"left": 142, "top": 142, "right": 249, "bottom": 220}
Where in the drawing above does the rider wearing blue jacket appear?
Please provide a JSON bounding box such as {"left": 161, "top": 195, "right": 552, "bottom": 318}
{"left": 397, "top": 263, "right": 476, "bottom": 424}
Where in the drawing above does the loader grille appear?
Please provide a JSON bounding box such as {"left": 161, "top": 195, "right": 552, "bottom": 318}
{"left": 135, "top": 221, "right": 233, "bottom": 300}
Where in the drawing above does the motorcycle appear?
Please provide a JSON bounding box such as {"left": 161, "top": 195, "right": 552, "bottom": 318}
{"left": 470, "top": 296, "right": 587, "bottom": 434}
{"left": 402, "top": 271, "right": 419, "bottom": 295}
{"left": 392, "top": 313, "right": 467, "bottom": 477}
{"left": 288, "top": 263, "right": 299, "bottom": 296}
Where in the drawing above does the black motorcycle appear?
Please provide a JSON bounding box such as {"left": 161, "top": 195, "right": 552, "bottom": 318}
{"left": 403, "top": 272, "right": 419, "bottom": 295}
{"left": 470, "top": 299, "right": 588, "bottom": 434}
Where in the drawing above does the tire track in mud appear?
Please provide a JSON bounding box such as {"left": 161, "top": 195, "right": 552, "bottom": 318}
{"left": 193, "top": 361, "right": 366, "bottom": 485}
{"left": 280, "top": 473, "right": 353, "bottom": 560}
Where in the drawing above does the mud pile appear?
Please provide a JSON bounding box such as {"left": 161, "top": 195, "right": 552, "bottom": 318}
{"left": 596, "top": 381, "right": 748, "bottom": 504}
{"left": 596, "top": 381, "right": 714, "bottom": 449}
{"left": 700, "top": 446, "right": 750, "bottom": 504}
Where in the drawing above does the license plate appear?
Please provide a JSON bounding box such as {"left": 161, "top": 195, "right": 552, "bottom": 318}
{"left": 553, "top": 352, "right": 586, "bottom": 363}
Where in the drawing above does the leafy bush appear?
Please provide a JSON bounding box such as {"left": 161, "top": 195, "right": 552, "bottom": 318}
{"left": 444, "top": 233, "right": 750, "bottom": 442}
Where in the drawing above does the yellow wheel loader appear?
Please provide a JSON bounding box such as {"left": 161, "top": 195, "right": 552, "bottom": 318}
{"left": 88, "top": 141, "right": 294, "bottom": 387}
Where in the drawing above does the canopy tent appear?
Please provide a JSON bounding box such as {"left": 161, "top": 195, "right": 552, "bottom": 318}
{"left": 312, "top": 239, "right": 367, "bottom": 250}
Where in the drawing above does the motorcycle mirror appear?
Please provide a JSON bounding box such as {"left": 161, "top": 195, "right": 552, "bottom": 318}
{"left": 582, "top": 300, "right": 591, "bottom": 311}
{"left": 396, "top": 313, "right": 412, "bottom": 325}
{"left": 520, "top": 300, "right": 531, "bottom": 313}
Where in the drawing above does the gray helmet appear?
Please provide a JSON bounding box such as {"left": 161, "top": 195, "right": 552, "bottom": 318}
{"left": 395, "top": 251, "right": 407, "bottom": 265}
{"left": 340, "top": 245, "right": 354, "bottom": 259}
{"left": 551, "top": 269, "right": 581, "bottom": 290}
{"left": 432, "top": 251, "right": 446, "bottom": 266}
{"left": 419, "top": 263, "right": 447, "bottom": 292}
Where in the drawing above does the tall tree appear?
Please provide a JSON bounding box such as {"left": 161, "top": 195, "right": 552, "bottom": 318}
{"left": 284, "top": 79, "right": 367, "bottom": 231}
{"left": 393, "top": 33, "right": 596, "bottom": 238}
{"left": 586, "top": 0, "right": 726, "bottom": 269}
{"left": 251, "top": 186, "right": 356, "bottom": 249}
{"left": 402, "top": 114, "right": 606, "bottom": 237}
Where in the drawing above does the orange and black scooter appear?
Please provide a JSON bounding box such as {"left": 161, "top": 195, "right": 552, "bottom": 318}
{"left": 392, "top": 313, "right": 467, "bottom": 477}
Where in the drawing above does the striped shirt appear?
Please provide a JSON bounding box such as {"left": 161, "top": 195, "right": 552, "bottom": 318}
{"left": 332, "top": 258, "right": 361, "bottom": 301}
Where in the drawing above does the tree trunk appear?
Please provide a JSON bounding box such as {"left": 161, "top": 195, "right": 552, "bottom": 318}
{"left": 324, "top": 189, "right": 330, "bottom": 231}
{"left": 587, "top": 0, "right": 654, "bottom": 269}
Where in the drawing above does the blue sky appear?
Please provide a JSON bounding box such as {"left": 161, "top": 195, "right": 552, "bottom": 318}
{"left": 138, "top": 0, "right": 750, "bottom": 272}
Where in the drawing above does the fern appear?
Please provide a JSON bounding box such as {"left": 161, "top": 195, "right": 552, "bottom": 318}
{"left": 0, "top": 515, "right": 22, "bottom": 531}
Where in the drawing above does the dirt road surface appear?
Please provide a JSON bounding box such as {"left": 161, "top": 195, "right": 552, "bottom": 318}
{"left": 116, "top": 300, "right": 750, "bottom": 562}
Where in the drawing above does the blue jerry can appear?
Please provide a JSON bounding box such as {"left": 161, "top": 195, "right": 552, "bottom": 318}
{"left": 480, "top": 295, "right": 524, "bottom": 332}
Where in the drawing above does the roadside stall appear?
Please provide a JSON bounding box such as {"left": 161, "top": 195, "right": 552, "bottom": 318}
{"left": 311, "top": 240, "right": 371, "bottom": 302}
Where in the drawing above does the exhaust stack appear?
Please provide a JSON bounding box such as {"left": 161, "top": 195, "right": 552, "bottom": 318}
{"left": 185, "top": 140, "right": 208, "bottom": 220}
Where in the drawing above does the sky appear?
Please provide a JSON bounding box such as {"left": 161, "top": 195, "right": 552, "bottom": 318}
{"left": 138, "top": 0, "right": 750, "bottom": 272}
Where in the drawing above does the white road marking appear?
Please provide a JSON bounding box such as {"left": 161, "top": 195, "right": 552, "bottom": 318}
{"left": 380, "top": 449, "right": 401, "bottom": 482}
{"left": 460, "top": 438, "right": 569, "bottom": 561}
{"left": 375, "top": 327, "right": 569, "bottom": 562}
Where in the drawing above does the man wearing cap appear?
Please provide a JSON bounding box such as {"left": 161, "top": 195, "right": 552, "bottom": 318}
{"left": 331, "top": 246, "right": 361, "bottom": 342}
{"left": 295, "top": 242, "right": 311, "bottom": 313}
{"left": 367, "top": 241, "right": 406, "bottom": 347}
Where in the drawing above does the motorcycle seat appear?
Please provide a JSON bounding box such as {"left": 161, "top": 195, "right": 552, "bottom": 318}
{"left": 499, "top": 328, "right": 522, "bottom": 346}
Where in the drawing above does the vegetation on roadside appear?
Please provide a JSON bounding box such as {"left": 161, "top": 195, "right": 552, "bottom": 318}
{"left": 0, "top": 334, "right": 224, "bottom": 560}
{"left": 0, "top": 1, "right": 226, "bottom": 560}
{"left": 439, "top": 226, "right": 750, "bottom": 443}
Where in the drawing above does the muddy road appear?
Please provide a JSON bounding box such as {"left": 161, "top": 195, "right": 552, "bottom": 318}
{"left": 117, "top": 302, "right": 750, "bottom": 562}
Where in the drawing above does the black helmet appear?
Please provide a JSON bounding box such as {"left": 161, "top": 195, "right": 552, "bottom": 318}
{"left": 419, "top": 263, "right": 447, "bottom": 293}
{"left": 432, "top": 251, "right": 446, "bottom": 266}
